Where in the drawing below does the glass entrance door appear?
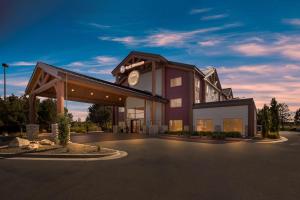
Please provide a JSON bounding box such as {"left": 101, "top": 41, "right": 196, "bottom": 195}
{"left": 131, "top": 119, "right": 141, "bottom": 133}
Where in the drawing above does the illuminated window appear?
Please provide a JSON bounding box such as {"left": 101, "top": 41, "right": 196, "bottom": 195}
{"left": 118, "top": 107, "right": 125, "bottom": 112}
{"left": 170, "top": 98, "right": 182, "bottom": 108}
{"left": 127, "top": 108, "right": 144, "bottom": 119}
{"left": 169, "top": 120, "right": 183, "bottom": 131}
{"left": 223, "top": 118, "right": 243, "bottom": 133}
{"left": 195, "top": 78, "right": 200, "bottom": 103}
{"left": 170, "top": 77, "right": 182, "bottom": 87}
{"left": 196, "top": 119, "right": 213, "bottom": 131}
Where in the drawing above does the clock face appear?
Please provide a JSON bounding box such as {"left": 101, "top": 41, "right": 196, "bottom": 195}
{"left": 128, "top": 70, "right": 140, "bottom": 86}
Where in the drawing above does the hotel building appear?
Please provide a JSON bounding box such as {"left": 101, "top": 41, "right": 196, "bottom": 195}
{"left": 25, "top": 51, "right": 257, "bottom": 137}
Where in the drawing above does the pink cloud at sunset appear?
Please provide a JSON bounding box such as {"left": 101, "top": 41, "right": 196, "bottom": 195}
{"left": 219, "top": 64, "right": 300, "bottom": 111}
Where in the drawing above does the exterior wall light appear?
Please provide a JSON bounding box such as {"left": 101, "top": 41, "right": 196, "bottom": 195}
{"left": 90, "top": 92, "right": 94, "bottom": 96}
{"left": 71, "top": 89, "right": 75, "bottom": 92}
{"left": 105, "top": 95, "right": 109, "bottom": 99}
{"left": 119, "top": 97, "right": 122, "bottom": 101}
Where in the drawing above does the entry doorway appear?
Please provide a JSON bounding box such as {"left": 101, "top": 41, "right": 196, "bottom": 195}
{"left": 131, "top": 119, "right": 142, "bottom": 133}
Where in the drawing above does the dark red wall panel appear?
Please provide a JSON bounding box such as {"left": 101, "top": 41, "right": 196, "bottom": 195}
{"left": 165, "top": 67, "right": 191, "bottom": 126}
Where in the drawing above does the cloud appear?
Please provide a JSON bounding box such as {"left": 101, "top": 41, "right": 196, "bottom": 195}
{"left": 88, "top": 22, "right": 111, "bottom": 29}
{"left": 66, "top": 56, "right": 119, "bottom": 68}
{"left": 231, "top": 35, "right": 300, "bottom": 60}
{"left": 219, "top": 64, "right": 274, "bottom": 74}
{"left": 99, "top": 36, "right": 139, "bottom": 45}
{"left": 65, "top": 56, "right": 119, "bottom": 77}
{"left": 201, "top": 14, "right": 228, "bottom": 21}
{"left": 10, "top": 61, "right": 36, "bottom": 66}
{"left": 99, "top": 23, "right": 241, "bottom": 47}
{"left": 282, "top": 18, "right": 300, "bottom": 27}
{"left": 218, "top": 63, "right": 300, "bottom": 111}
{"left": 87, "top": 68, "right": 113, "bottom": 75}
{"left": 198, "top": 39, "right": 221, "bottom": 47}
{"left": 66, "top": 62, "right": 85, "bottom": 67}
{"left": 0, "top": 79, "right": 28, "bottom": 87}
{"left": 95, "top": 56, "right": 119, "bottom": 66}
{"left": 231, "top": 43, "right": 271, "bottom": 56}
{"left": 189, "top": 8, "right": 212, "bottom": 14}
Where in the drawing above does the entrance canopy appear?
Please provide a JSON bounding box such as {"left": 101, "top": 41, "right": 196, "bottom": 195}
{"left": 25, "top": 62, "right": 167, "bottom": 123}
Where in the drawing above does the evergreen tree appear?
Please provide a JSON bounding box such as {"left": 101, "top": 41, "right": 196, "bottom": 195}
{"left": 270, "top": 98, "right": 279, "bottom": 133}
{"left": 261, "top": 104, "right": 270, "bottom": 137}
{"left": 0, "top": 95, "right": 29, "bottom": 133}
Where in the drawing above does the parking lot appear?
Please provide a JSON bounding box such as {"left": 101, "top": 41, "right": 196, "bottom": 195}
{"left": 0, "top": 132, "right": 299, "bottom": 200}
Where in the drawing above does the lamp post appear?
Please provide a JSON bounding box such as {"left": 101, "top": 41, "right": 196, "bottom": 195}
{"left": 2, "top": 63, "right": 9, "bottom": 100}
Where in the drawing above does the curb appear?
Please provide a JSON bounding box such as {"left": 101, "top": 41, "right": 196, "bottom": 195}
{"left": 3, "top": 151, "right": 128, "bottom": 161}
{"left": 0, "top": 147, "right": 122, "bottom": 160}
{"left": 251, "top": 136, "right": 288, "bottom": 144}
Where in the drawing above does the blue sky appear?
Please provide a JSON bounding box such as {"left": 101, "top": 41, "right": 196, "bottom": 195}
{"left": 1, "top": 0, "right": 300, "bottom": 120}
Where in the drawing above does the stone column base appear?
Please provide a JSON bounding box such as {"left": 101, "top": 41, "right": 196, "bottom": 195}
{"left": 113, "top": 125, "right": 118, "bottom": 134}
{"left": 26, "top": 124, "right": 39, "bottom": 140}
{"left": 51, "top": 123, "right": 59, "bottom": 144}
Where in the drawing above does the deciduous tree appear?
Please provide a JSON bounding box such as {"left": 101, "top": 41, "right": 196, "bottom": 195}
{"left": 295, "top": 108, "right": 300, "bottom": 125}
{"left": 278, "top": 103, "right": 291, "bottom": 129}
{"left": 87, "top": 104, "right": 111, "bottom": 130}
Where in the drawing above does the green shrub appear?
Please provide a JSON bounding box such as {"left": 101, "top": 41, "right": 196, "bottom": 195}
{"left": 225, "top": 131, "right": 242, "bottom": 138}
{"left": 267, "top": 132, "right": 280, "bottom": 139}
{"left": 57, "top": 114, "right": 70, "bottom": 145}
{"left": 212, "top": 132, "right": 226, "bottom": 140}
{"left": 198, "top": 131, "right": 213, "bottom": 137}
{"left": 191, "top": 131, "right": 200, "bottom": 136}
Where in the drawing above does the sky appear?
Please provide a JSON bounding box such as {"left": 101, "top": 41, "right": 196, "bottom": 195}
{"left": 0, "top": 0, "right": 300, "bottom": 120}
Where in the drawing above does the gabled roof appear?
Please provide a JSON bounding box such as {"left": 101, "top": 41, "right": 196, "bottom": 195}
{"left": 201, "top": 66, "right": 222, "bottom": 91}
{"left": 25, "top": 62, "right": 168, "bottom": 103}
{"left": 222, "top": 88, "right": 233, "bottom": 97}
{"left": 201, "top": 67, "right": 215, "bottom": 76}
{"left": 112, "top": 51, "right": 205, "bottom": 77}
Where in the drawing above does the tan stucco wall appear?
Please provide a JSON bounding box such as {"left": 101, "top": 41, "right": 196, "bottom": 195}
{"left": 193, "top": 105, "right": 249, "bottom": 136}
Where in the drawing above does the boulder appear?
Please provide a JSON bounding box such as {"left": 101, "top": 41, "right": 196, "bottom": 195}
{"left": 25, "top": 142, "right": 39, "bottom": 150}
{"left": 39, "top": 139, "right": 55, "bottom": 146}
{"left": 8, "top": 137, "right": 30, "bottom": 148}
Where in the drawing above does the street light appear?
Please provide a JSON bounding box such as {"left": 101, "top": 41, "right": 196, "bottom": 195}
{"left": 2, "top": 63, "right": 9, "bottom": 100}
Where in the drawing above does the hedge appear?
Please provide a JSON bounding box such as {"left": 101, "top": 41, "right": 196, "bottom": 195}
{"left": 164, "top": 131, "right": 242, "bottom": 138}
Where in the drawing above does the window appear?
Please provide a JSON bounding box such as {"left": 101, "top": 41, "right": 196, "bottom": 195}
{"left": 127, "top": 108, "right": 144, "bottom": 119}
{"left": 118, "top": 107, "right": 125, "bottom": 112}
{"left": 170, "top": 77, "right": 182, "bottom": 87}
{"left": 169, "top": 120, "right": 183, "bottom": 131}
{"left": 223, "top": 118, "right": 243, "bottom": 133}
{"left": 196, "top": 119, "right": 213, "bottom": 131}
{"left": 195, "top": 78, "right": 200, "bottom": 103}
{"left": 170, "top": 98, "right": 182, "bottom": 108}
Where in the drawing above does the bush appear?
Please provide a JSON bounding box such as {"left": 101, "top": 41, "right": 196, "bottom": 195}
{"left": 225, "top": 131, "right": 242, "bottom": 138}
{"left": 212, "top": 132, "right": 226, "bottom": 140}
{"left": 191, "top": 131, "right": 200, "bottom": 136}
{"left": 164, "top": 131, "right": 242, "bottom": 139}
{"left": 199, "top": 131, "right": 213, "bottom": 137}
{"left": 267, "top": 132, "right": 280, "bottom": 139}
{"left": 57, "top": 114, "right": 70, "bottom": 145}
